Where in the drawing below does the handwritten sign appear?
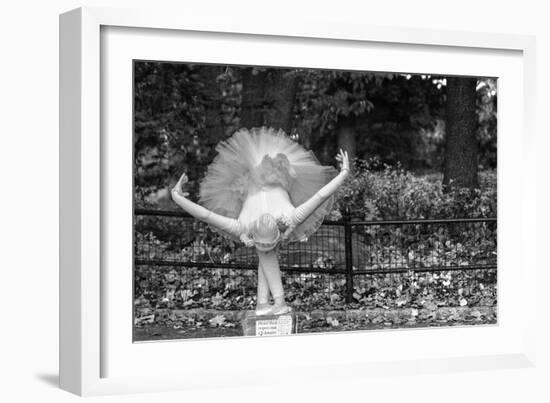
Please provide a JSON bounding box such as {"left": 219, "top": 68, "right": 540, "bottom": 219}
{"left": 255, "top": 315, "right": 293, "bottom": 336}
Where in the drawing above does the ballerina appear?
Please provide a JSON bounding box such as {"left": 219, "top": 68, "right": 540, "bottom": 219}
{"left": 171, "top": 127, "right": 349, "bottom": 316}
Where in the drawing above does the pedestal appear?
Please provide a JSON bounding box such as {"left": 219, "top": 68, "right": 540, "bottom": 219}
{"left": 242, "top": 311, "right": 296, "bottom": 336}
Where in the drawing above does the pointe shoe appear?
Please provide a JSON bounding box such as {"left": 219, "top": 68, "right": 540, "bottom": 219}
{"left": 255, "top": 303, "right": 273, "bottom": 316}
{"left": 267, "top": 302, "right": 292, "bottom": 315}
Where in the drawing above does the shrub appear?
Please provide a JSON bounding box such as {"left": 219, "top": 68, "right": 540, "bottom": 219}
{"left": 333, "top": 159, "right": 496, "bottom": 220}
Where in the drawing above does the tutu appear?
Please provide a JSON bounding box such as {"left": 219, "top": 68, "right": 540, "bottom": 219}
{"left": 199, "top": 127, "right": 337, "bottom": 243}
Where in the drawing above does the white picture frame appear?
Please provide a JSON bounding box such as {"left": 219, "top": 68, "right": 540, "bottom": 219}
{"left": 59, "top": 6, "right": 537, "bottom": 396}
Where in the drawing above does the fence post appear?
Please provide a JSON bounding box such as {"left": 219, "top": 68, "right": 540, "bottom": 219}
{"left": 343, "top": 206, "right": 354, "bottom": 303}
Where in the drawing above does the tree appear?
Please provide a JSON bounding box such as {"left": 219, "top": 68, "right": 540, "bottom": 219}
{"left": 294, "top": 70, "right": 376, "bottom": 162}
{"left": 133, "top": 62, "right": 492, "bottom": 206}
{"left": 263, "top": 69, "right": 299, "bottom": 133}
{"left": 476, "top": 78, "right": 497, "bottom": 169}
{"left": 199, "top": 65, "right": 226, "bottom": 146}
{"left": 133, "top": 62, "right": 204, "bottom": 203}
{"left": 443, "top": 77, "right": 479, "bottom": 190}
{"left": 335, "top": 115, "right": 358, "bottom": 161}
{"left": 240, "top": 67, "right": 299, "bottom": 132}
{"left": 240, "top": 67, "right": 265, "bottom": 128}
{"left": 295, "top": 71, "right": 445, "bottom": 167}
{"left": 133, "top": 62, "right": 235, "bottom": 204}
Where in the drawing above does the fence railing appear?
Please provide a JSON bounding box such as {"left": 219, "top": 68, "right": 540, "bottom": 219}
{"left": 134, "top": 208, "right": 497, "bottom": 303}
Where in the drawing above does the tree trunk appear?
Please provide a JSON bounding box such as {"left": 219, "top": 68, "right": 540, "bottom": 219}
{"left": 240, "top": 68, "right": 266, "bottom": 128}
{"left": 336, "top": 115, "right": 357, "bottom": 162}
{"left": 263, "top": 70, "right": 299, "bottom": 133}
{"left": 200, "top": 65, "right": 225, "bottom": 145}
{"left": 240, "top": 68, "right": 299, "bottom": 133}
{"left": 443, "top": 77, "right": 479, "bottom": 190}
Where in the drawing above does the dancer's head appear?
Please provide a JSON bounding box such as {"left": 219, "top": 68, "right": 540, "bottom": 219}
{"left": 252, "top": 213, "right": 280, "bottom": 251}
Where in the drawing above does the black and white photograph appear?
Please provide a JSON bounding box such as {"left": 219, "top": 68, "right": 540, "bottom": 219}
{"left": 133, "top": 62, "right": 497, "bottom": 341}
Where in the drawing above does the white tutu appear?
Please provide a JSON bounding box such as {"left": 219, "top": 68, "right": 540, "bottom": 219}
{"left": 199, "top": 127, "right": 337, "bottom": 243}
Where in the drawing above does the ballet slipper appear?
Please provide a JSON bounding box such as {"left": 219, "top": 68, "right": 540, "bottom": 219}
{"left": 267, "top": 302, "right": 292, "bottom": 316}
{"left": 255, "top": 302, "right": 273, "bottom": 316}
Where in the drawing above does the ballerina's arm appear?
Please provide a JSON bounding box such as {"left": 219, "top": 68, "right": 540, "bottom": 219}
{"left": 171, "top": 173, "right": 244, "bottom": 239}
{"left": 288, "top": 149, "right": 350, "bottom": 228}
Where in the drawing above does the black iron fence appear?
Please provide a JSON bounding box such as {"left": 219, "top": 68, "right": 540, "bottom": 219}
{"left": 134, "top": 208, "right": 497, "bottom": 304}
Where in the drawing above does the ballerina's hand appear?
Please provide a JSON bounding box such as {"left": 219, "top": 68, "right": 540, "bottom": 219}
{"left": 172, "top": 172, "right": 190, "bottom": 197}
{"left": 335, "top": 149, "right": 350, "bottom": 174}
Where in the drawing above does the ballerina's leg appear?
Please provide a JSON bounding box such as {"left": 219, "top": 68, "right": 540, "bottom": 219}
{"left": 257, "top": 261, "right": 270, "bottom": 305}
{"left": 256, "top": 250, "right": 290, "bottom": 314}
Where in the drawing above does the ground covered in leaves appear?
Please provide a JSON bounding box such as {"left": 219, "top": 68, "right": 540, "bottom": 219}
{"left": 134, "top": 268, "right": 497, "bottom": 340}
{"left": 134, "top": 306, "right": 496, "bottom": 341}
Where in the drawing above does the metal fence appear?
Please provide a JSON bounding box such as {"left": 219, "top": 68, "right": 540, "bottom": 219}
{"left": 134, "top": 208, "right": 497, "bottom": 304}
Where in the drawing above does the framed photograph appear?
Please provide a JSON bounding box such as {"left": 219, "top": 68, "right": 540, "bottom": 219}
{"left": 60, "top": 6, "right": 537, "bottom": 396}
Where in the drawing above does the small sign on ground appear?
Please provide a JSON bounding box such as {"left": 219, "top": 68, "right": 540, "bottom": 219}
{"left": 242, "top": 311, "right": 296, "bottom": 336}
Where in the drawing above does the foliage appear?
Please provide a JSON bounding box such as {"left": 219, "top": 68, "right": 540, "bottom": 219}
{"left": 476, "top": 78, "right": 498, "bottom": 169}
{"left": 334, "top": 159, "right": 497, "bottom": 220}
{"left": 134, "top": 62, "right": 241, "bottom": 205}
{"left": 134, "top": 63, "right": 497, "bottom": 206}
{"left": 294, "top": 71, "right": 446, "bottom": 167}
{"left": 134, "top": 62, "right": 203, "bottom": 202}
{"left": 295, "top": 70, "right": 382, "bottom": 135}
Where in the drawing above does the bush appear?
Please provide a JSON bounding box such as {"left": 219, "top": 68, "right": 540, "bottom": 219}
{"left": 333, "top": 159, "right": 496, "bottom": 220}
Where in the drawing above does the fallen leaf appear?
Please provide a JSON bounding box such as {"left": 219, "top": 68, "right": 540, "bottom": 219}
{"left": 425, "top": 301, "right": 438, "bottom": 311}
{"left": 209, "top": 315, "right": 226, "bottom": 327}
{"left": 326, "top": 317, "right": 340, "bottom": 327}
